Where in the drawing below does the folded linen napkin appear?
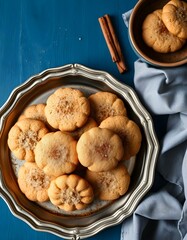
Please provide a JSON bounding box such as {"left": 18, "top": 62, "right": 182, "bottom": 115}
{"left": 121, "top": 11, "right": 187, "bottom": 240}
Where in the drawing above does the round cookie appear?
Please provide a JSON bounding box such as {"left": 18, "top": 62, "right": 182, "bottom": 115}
{"left": 76, "top": 127, "right": 124, "bottom": 172}
{"left": 34, "top": 131, "right": 78, "bottom": 177}
{"left": 18, "top": 103, "right": 55, "bottom": 131}
{"left": 142, "top": 9, "right": 186, "bottom": 53}
{"left": 45, "top": 87, "right": 90, "bottom": 131}
{"left": 86, "top": 164, "right": 130, "bottom": 201}
{"left": 162, "top": 0, "right": 187, "bottom": 39}
{"left": 88, "top": 91, "right": 127, "bottom": 124}
{"left": 8, "top": 118, "right": 49, "bottom": 162}
{"left": 68, "top": 117, "right": 98, "bottom": 140}
{"left": 48, "top": 174, "right": 94, "bottom": 211}
{"left": 100, "top": 116, "right": 142, "bottom": 160}
{"left": 18, "top": 162, "right": 53, "bottom": 202}
{"left": 18, "top": 104, "right": 47, "bottom": 124}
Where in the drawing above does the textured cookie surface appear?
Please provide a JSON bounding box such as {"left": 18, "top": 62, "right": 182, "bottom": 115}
{"left": 100, "top": 116, "right": 142, "bottom": 160}
{"left": 8, "top": 118, "right": 49, "bottom": 162}
{"left": 88, "top": 91, "right": 127, "bottom": 124}
{"left": 142, "top": 9, "right": 186, "bottom": 52}
{"left": 35, "top": 131, "right": 78, "bottom": 177}
{"left": 162, "top": 0, "right": 187, "bottom": 39}
{"left": 18, "top": 104, "right": 47, "bottom": 124}
{"left": 77, "top": 127, "right": 124, "bottom": 172}
{"left": 48, "top": 174, "right": 94, "bottom": 211}
{"left": 86, "top": 164, "right": 130, "bottom": 201}
{"left": 45, "top": 87, "right": 90, "bottom": 131}
{"left": 18, "top": 162, "right": 52, "bottom": 202}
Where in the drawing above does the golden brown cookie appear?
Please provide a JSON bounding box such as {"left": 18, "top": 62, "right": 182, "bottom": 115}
{"left": 86, "top": 164, "right": 130, "bottom": 201}
{"left": 68, "top": 117, "right": 98, "bottom": 140}
{"left": 18, "top": 104, "right": 47, "bottom": 124}
{"left": 18, "top": 103, "right": 55, "bottom": 131}
{"left": 18, "top": 162, "right": 53, "bottom": 202}
{"left": 34, "top": 131, "right": 78, "bottom": 177}
{"left": 99, "top": 116, "right": 142, "bottom": 160}
{"left": 45, "top": 87, "right": 90, "bottom": 131}
{"left": 162, "top": 0, "right": 187, "bottom": 39}
{"left": 8, "top": 118, "right": 49, "bottom": 162}
{"left": 88, "top": 91, "right": 127, "bottom": 124}
{"left": 48, "top": 174, "right": 94, "bottom": 211}
{"left": 76, "top": 127, "right": 124, "bottom": 172}
{"left": 142, "top": 9, "right": 186, "bottom": 53}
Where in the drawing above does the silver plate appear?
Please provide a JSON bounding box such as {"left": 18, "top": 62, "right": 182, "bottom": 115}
{"left": 0, "top": 64, "right": 159, "bottom": 240}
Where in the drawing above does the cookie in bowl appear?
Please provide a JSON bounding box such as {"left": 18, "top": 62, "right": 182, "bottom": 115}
{"left": 142, "top": 9, "right": 186, "bottom": 53}
{"left": 162, "top": 0, "right": 187, "bottom": 39}
{"left": 128, "top": 0, "right": 187, "bottom": 66}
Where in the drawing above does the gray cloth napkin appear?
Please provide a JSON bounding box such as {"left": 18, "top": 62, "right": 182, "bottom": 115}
{"left": 121, "top": 11, "right": 187, "bottom": 240}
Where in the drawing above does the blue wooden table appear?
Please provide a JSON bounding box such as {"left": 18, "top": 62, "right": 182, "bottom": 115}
{"left": 0, "top": 0, "right": 140, "bottom": 239}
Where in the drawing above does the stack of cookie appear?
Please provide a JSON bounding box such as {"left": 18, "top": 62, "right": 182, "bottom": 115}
{"left": 142, "top": 0, "right": 187, "bottom": 53}
{"left": 7, "top": 87, "right": 142, "bottom": 212}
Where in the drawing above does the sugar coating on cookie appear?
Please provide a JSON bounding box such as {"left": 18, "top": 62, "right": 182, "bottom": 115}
{"left": 34, "top": 131, "right": 78, "bottom": 177}
{"left": 86, "top": 164, "right": 130, "bottom": 201}
{"left": 45, "top": 88, "right": 90, "bottom": 131}
{"left": 18, "top": 162, "right": 53, "bottom": 202}
{"left": 100, "top": 116, "right": 142, "bottom": 160}
{"left": 48, "top": 174, "right": 94, "bottom": 211}
{"left": 142, "top": 9, "right": 186, "bottom": 53}
{"left": 7, "top": 118, "right": 49, "bottom": 162}
{"left": 77, "top": 127, "right": 124, "bottom": 172}
{"left": 162, "top": 0, "right": 187, "bottom": 39}
{"left": 88, "top": 91, "right": 127, "bottom": 124}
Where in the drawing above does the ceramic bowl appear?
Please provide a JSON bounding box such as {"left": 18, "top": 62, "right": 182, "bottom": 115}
{"left": 129, "top": 0, "right": 187, "bottom": 67}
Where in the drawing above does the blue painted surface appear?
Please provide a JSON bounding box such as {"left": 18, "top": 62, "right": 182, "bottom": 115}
{"left": 0, "top": 0, "right": 138, "bottom": 239}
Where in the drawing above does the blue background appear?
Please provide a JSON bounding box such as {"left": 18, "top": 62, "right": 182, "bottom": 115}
{"left": 0, "top": 0, "right": 139, "bottom": 239}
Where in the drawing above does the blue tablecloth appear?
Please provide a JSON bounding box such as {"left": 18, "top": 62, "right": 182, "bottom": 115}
{"left": 0, "top": 1, "right": 165, "bottom": 239}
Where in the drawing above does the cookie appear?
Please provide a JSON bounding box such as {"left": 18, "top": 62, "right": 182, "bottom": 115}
{"left": 86, "top": 164, "right": 130, "bottom": 201}
{"left": 34, "top": 131, "right": 78, "bottom": 177}
{"left": 7, "top": 118, "right": 49, "bottom": 162}
{"left": 68, "top": 117, "right": 98, "bottom": 140}
{"left": 18, "top": 104, "right": 47, "bottom": 124}
{"left": 162, "top": 0, "right": 187, "bottom": 39}
{"left": 142, "top": 9, "right": 186, "bottom": 53}
{"left": 76, "top": 127, "right": 124, "bottom": 172}
{"left": 88, "top": 91, "right": 127, "bottom": 124}
{"left": 100, "top": 116, "right": 142, "bottom": 160}
{"left": 18, "top": 103, "right": 55, "bottom": 131}
{"left": 45, "top": 87, "right": 90, "bottom": 131}
{"left": 48, "top": 174, "right": 94, "bottom": 211}
{"left": 18, "top": 162, "right": 53, "bottom": 202}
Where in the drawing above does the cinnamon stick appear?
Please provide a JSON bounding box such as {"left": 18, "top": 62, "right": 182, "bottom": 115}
{"left": 98, "top": 14, "right": 127, "bottom": 74}
{"left": 98, "top": 16, "right": 119, "bottom": 63}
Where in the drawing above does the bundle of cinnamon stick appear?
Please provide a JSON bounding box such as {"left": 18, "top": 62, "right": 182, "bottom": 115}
{"left": 98, "top": 14, "right": 127, "bottom": 74}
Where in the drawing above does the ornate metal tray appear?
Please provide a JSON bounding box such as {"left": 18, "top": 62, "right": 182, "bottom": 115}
{"left": 0, "top": 64, "right": 159, "bottom": 239}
